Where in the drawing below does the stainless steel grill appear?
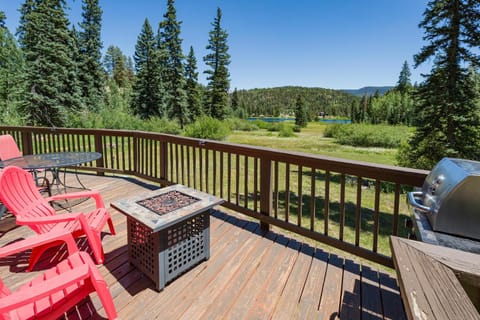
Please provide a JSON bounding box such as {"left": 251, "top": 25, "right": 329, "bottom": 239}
{"left": 408, "top": 157, "right": 480, "bottom": 241}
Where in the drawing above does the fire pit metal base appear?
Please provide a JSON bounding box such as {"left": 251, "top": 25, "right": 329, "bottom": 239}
{"left": 111, "top": 184, "right": 223, "bottom": 291}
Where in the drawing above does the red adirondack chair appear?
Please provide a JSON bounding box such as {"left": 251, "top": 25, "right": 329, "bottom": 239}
{"left": 0, "top": 166, "right": 116, "bottom": 270}
{"left": 0, "top": 134, "right": 22, "bottom": 160}
{"left": 0, "top": 134, "right": 50, "bottom": 195}
{"left": 0, "top": 232, "right": 117, "bottom": 319}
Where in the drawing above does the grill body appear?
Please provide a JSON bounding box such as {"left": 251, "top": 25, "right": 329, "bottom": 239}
{"left": 408, "top": 157, "right": 480, "bottom": 240}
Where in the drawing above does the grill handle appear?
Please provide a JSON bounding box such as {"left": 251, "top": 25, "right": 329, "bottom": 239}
{"left": 407, "top": 191, "right": 431, "bottom": 213}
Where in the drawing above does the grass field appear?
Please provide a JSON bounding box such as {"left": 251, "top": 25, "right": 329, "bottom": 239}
{"left": 227, "top": 122, "right": 402, "bottom": 165}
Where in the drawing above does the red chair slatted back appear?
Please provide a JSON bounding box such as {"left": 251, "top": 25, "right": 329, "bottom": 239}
{"left": 0, "top": 134, "right": 22, "bottom": 160}
{"left": 0, "top": 166, "right": 56, "bottom": 234}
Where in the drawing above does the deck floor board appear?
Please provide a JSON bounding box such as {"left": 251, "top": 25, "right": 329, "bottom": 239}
{"left": 0, "top": 173, "right": 406, "bottom": 319}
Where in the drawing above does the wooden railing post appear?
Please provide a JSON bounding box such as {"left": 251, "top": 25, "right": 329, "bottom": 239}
{"left": 260, "top": 158, "right": 272, "bottom": 231}
{"left": 21, "top": 131, "right": 33, "bottom": 155}
{"left": 159, "top": 140, "right": 168, "bottom": 187}
{"left": 94, "top": 132, "right": 105, "bottom": 176}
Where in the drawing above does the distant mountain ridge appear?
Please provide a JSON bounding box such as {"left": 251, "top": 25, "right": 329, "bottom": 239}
{"left": 341, "top": 86, "right": 393, "bottom": 96}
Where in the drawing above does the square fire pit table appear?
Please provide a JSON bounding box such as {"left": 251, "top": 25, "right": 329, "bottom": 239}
{"left": 111, "top": 184, "right": 224, "bottom": 291}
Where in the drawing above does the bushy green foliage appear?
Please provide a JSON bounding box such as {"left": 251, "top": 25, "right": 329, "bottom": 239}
{"left": 324, "top": 124, "right": 412, "bottom": 148}
{"left": 293, "top": 125, "right": 302, "bottom": 133}
{"left": 278, "top": 124, "right": 296, "bottom": 137}
{"left": 143, "top": 117, "right": 182, "bottom": 134}
{"left": 224, "top": 118, "right": 259, "bottom": 131}
{"left": 183, "top": 116, "right": 231, "bottom": 140}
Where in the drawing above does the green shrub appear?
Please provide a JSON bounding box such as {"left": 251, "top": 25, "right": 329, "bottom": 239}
{"left": 183, "top": 116, "right": 231, "bottom": 140}
{"left": 224, "top": 118, "right": 259, "bottom": 131}
{"left": 253, "top": 120, "right": 273, "bottom": 130}
{"left": 324, "top": 123, "right": 412, "bottom": 148}
{"left": 143, "top": 117, "right": 182, "bottom": 134}
{"left": 278, "top": 124, "right": 296, "bottom": 137}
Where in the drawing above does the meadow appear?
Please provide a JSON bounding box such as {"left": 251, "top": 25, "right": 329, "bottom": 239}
{"left": 227, "top": 121, "right": 412, "bottom": 166}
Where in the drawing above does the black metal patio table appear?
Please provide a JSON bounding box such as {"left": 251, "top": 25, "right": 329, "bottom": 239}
{"left": 0, "top": 151, "right": 102, "bottom": 208}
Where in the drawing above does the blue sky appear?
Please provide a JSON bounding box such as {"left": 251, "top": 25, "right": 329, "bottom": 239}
{"left": 2, "top": 0, "right": 431, "bottom": 90}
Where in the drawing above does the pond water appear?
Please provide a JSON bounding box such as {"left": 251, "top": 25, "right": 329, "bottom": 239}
{"left": 319, "top": 119, "right": 352, "bottom": 124}
{"left": 247, "top": 117, "right": 293, "bottom": 122}
{"left": 248, "top": 117, "right": 351, "bottom": 124}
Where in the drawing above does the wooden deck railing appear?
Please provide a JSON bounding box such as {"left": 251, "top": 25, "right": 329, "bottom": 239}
{"left": 0, "top": 126, "right": 428, "bottom": 267}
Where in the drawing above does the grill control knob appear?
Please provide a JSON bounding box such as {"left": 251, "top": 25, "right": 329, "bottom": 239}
{"left": 429, "top": 174, "right": 445, "bottom": 195}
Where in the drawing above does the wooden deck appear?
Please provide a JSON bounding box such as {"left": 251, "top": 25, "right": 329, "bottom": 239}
{"left": 0, "top": 173, "right": 406, "bottom": 319}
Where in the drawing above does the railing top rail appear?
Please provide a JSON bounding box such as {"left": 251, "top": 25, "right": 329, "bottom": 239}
{"left": 0, "top": 125, "right": 429, "bottom": 186}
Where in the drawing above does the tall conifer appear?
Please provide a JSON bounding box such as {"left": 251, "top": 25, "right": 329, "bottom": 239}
{"left": 185, "top": 46, "right": 202, "bottom": 122}
{"left": 204, "top": 7, "right": 231, "bottom": 120}
{"left": 159, "top": 0, "right": 189, "bottom": 127}
{"left": 131, "top": 19, "right": 164, "bottom": 119}
{"left": 0, "top": 11, "right": 25, "bottom": 124}
{"left": 104, "top": 45, "right": 128, "bottom": 87}
{"left": 294, "top": 95, "right": 308, "bottom": 127}
{"left": 77, "top": 0, "right": 105, "bottom": 110}
{"left": 396, "top": 61, "right": 412, "bottom": 94}
{"left": 398, "top": 0, "right": 480, "bottom": 169}
{"left": 18, "top": 0, "right": 82, "bottom": 127}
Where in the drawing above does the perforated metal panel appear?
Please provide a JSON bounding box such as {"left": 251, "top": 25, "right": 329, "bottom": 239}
{"left": 164, "top": 213, "right": 209, "bottom": 282}
{"left": 127, "top": 217, "right": 159, "bottom": 282}
{"left": 126, "top": 211, "right": 210, "bottom": 291}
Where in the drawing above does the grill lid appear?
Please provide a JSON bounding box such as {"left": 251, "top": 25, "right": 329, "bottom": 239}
{"left": 408, "top": 157, "right": 480, "bottom": 240}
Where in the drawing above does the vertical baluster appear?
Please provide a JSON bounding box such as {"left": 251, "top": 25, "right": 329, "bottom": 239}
{"left": 187, "top": 145, "right": 191, "bottom": 187}
{"left": 254, "top": 157, "right": 258, "bottom": 212}
{"left": 193, "top": 147, "right": 197, "bottom": 189}
{"left": 339, "top": 173, "right": 345, "bottom": 240}
{"left": 310, "top": 168, "right": 316, "bottom": 231}
{"left": 199, "top": 147, "right": 203, "bottom": 191}
{"left": 205, "top": 148, "right": 209, "bottom": 193}
{"left": 298, "top": 165, "right": 303, "bottom": 227}
{"left": 169, "top": 142, "right": 174, "bottom": 182}
{"left": 244, "top": 155, "right": 248, "bottom": 208}
{"left": 325, "top": 170, "right": 331, "bottom": 236}
{"left": 355, "top": 176, "right": 362, "bottom": 246}
{"left": 181, "top": 144, "right": 185, "bottom": 185}
{"left": 393, "top": 183, "right": 401, "bottom": 236}
{"left": 373, "top": 179, "right": 381, "bottom": 252}
{"left": 235, "top": 154, "right": 240, "bottom": 205}
{"left": 220, "top": 151, "right": 224, "bottom": 198}
{"left": 213, "top": 150, "right": 217, "bottom": 195}
{"left": 285, "top": 163, "right": 290, "bottom": 223}
{"left": 227, "top": 152, "right": 232, "bottom": 203}
{"left": 274, "top": 161, "right": 279, "bottom": 219}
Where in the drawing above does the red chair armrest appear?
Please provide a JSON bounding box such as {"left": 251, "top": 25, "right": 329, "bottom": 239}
{"left": 0, "top": 232, "right": 79, "bottom": 259}
{"left": 46, "top": 190, "right": 105, "bottom": 208}
{"left": 15, "top": 212, "right": 82, "bottom": 225}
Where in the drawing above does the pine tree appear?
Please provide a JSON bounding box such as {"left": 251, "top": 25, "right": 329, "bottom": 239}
{"left": 159, "top": 0, "right": 189, "bottom": 127}
{"left": 398, "top": 0, "right": 480, "bottom": 169}
{"left": 18, "top": 0, "right": 82, "bottom": 127}
{"left": 126, "top": 56, "right": 135, "bottom": 82}
{"left": 294, "top": 95, "right": 308, "bottom": 127}
{"left": 103, "top": 45, "right": 128, "bottom": 87}
{"left": 131, "top": 18, "right": 164, "bottom": 119}
{"left": 203, "top": 7, "right": 231, "bottom": 120}
{"left": 231, "top": 88, "right": 239, "bottom": 111}
{"left": 0, "top": 11, "right": 25, "bottom": 124}
{"left": 396, "top": 60, "right": 412, "bottom": 94}
{"left": 77, "top": 0, "right": 104, "bottom": 111}
{"left": 185, "top": 46, "right": 202, "bottom": 121}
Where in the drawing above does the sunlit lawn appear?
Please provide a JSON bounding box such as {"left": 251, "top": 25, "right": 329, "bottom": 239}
{"left": 227, "top": 122, "right": 399, "bottom": 165}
